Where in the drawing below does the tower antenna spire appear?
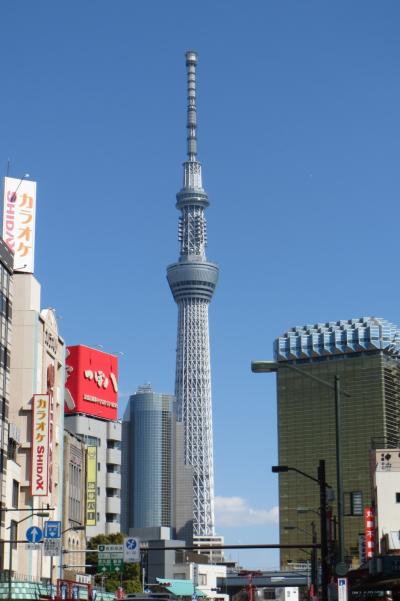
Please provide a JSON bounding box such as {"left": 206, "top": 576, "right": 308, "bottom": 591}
{"left": 167, "top": 51, "right": 219, "bottom": 538}
{"left": 186, "top": 51, "right": 198, "bottom": 161}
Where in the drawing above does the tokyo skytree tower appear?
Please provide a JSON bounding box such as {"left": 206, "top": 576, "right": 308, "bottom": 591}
{"left": 167, "top": 51, "right": 219, "bottom": 537}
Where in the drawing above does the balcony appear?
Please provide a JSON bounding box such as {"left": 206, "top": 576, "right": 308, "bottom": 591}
{"left": 106, "top": 521, "right": 120, "bottom": 535}
{"left": 106, "top": 496, "right": 121, "bottom": 514}
{"left": 106, "top": 448, "right": 121, "bottom": 465}
{"left": 106, "top": 472, "right": 121, "bottom": 489}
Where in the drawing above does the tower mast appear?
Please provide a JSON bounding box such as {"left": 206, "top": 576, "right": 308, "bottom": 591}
{"left": 167, "top": 51, "right": 219, "bottom": 537}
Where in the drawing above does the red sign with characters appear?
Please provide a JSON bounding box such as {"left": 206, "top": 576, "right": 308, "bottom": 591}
{"left": 65, "top": 345, "right": 118, "bottom": 420}
{"left": 365, "top": 506, "right": 375, "bottom": 560}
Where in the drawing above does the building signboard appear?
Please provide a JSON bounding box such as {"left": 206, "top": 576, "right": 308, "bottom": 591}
{"left": 86, "top": 445, "right": 97, "bottom": 526}
{"left": 65, "top": 345, "right": 118, "bottom": 421}
{"left": 365, "top": 506, "right": 375, "bottom": 559}
{"left": 2, "top": 176, "right": 36, "bottom": 272}
{"left": 31, "top": 394, "right": 50, "bottom": 496}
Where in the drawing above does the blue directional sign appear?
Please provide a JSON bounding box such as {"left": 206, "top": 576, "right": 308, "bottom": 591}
{"left": 26, "top": 526, "right": 43, "bottom": 543}
{"left": 44, "top": 521, "right": 61, "bottom": 539}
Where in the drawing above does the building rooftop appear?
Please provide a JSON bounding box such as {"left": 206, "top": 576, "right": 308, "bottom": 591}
{"left": 274, "top": 316, "right": 400, "bottom": 361}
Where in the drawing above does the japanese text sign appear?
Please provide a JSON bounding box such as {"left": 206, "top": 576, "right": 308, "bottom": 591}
{"left": 365, "top": 506, "right": 375, "bottom": 559}
{"left": 86, "top": 446, "right": 97, "bottom": 526}
{"left": 65, "top": 345, "right": 118, "bottom": 421}
{"left": 31, "top": 394, "right": 50, "bottom": 496}
{"left": 2, "top": 176, "right": 37, "bottom": 273}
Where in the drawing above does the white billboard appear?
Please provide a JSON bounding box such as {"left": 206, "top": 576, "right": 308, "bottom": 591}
{"left": 2, "top": 176, "right": 37, "bottom": 272}
{"left": 31, "top": 394, "right": 50, "bottom": 496}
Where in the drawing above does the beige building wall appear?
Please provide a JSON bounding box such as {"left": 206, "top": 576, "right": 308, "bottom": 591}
{"left": 62, "top": 430, "right": 86, "bottom": 581}
{"left": 5, "top": 273, "right": 65, "bottom": 582}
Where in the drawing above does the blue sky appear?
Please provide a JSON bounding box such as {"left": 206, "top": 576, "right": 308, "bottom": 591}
{"left": 1, "top": 1, "right": 400, "bottom": 569}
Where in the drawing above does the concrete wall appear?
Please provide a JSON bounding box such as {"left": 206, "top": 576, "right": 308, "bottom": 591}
{"left": 5, "top": 274, "right": 65, "bottom": 582}
{"left": 64, "top": 414, "right": 121, "bottom": 538}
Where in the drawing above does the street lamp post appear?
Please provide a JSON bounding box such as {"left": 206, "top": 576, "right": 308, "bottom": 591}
{"left": 272, "top": 461, "right": 329, "bottom": 601}
{"left": 252, "top": 359, "right": 350, "bottom": 571}
{"left": 283, "top": 523, "right": 317, "bottom": 596}
{"left": 6, "top": 511, "right": 49, "bottom": 601}
{"left": 60, "top": 524, "right": 85, "bottom": 580}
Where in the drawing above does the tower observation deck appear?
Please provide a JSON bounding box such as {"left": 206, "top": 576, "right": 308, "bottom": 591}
{"left": 167, "top": 51, "right": 219, "bottom": 537}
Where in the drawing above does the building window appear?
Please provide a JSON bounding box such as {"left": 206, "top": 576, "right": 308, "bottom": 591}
{"left": 198, "top": 574, "right": 207, "bottom": 585}
{"left": 396, "top": 492, "right": 400, "bottom": 503}
{"left": 97, "top": 487, "right": 100, "bottom": 496}
{"left": 7, "top": 439, "right": 17, "bottom": 462}
{"left": 350, "top": 491, "right": 363, "bottom": 516}
{"left": 10, "top": 520, "right": 17, "bottom": 549}
{"left": 12, "top": 480, "right": 19, "bottom": 508}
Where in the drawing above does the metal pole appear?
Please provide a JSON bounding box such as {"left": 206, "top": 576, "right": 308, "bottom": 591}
{"left": 8, "top": 537, "right": 12, "bottom": 601}
{"left": 50, "top": 555, "right": 53, "bottom": 598}
{"left": 311, "top": 522, "right": 317, "bottom": 599}
{"left": 318, "top": 460, "right": 328, "bottom": 601}
{"left": 335, "top": 375, "right": 345, "bottom": 567}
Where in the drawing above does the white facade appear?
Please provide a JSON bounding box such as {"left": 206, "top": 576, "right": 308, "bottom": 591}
{"left": 172, "top": 561, "right": 228, "bottom": 601}
{"left": 193, "top": 535, "right": 225, "bottom": 564}
{"left": 372, "top": 448, "right": 400, "bottom": 553}
{"left": 64, "top": 414, "right": 121, "bottom": 537}
{"left": 5, "top": 273, "right": 65, "bottom": 581}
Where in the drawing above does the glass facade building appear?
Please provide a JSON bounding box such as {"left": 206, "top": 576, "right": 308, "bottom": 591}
{"left": 122, "top": 385, "right": 193, "bottom": 544}
{"left": 274, "top": 317, "right": 400, "bottom": 568}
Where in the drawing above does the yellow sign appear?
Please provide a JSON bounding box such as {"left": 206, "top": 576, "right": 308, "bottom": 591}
{"left": 86, "top": 446, "right": 97, "bottom": 526}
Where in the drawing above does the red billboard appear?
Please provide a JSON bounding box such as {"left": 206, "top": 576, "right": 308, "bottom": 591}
{"left": 65, "top": 345, "right": 118, "bottom": 420}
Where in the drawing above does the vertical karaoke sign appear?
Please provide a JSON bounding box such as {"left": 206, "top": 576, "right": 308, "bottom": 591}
{"left": 31, "top": 394, "right": 50, "bottom": 496}
{"left": 2, "top": 176, "right": 37, "bottom": 273}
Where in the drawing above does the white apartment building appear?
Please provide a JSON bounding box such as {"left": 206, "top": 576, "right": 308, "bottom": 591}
{"left": 64, "top": 414, "right": 121, "bottom": 538}
{"left": 372, "top": 448, "right": 400, "bottom": 554}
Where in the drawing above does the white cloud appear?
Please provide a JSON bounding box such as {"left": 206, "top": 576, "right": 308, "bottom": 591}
{"left": 215, "top": 496, "right": 279, "bottom": 527}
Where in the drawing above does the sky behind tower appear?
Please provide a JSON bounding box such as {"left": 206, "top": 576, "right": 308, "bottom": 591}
{"left": 1, "top": 0, "right": 400, "bottom": 568}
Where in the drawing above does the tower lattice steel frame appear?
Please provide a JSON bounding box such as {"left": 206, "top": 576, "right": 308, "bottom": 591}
{"left": 167, "top": 51, "right": 219, "bottom": 537}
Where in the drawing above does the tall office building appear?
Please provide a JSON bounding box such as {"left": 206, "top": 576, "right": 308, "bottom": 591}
{"left": 274, "top": 317, "right": 400, "bottom": 567}
{"left": 167, "top": 51, "right": 219, "bottom": 537}
{"left": 122, "top": 384, "right": 193, "bottom": 545}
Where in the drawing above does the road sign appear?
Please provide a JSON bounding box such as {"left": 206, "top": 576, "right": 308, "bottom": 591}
{"left": 98, "top": 544, "right": 124, "bottom": 573}
{"left": 43, "top": 538, "right": 62, "bottom": 556}
{"left": 44, "top": 520, "right": 62, "bottom": 539}
{"left": 26, "top": 543, "right": 40, "bottom": 550}
{"left": 338, "top": 578, "right": 348, "bottom": 601}
{"left": 26, "top": 526, "right": 43, "bottom": 543}
{"left": 123, "top": 537, "right": 140, "bottom": 563}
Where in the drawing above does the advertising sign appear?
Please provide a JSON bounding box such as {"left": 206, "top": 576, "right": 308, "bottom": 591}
{"left": 2, "top": 176, "right": 36, "bottom": 272}
{"left": 365, "top": 506, "right": 375, "bottom": 559}
{"left": 86, "top": 446, "right": 97, "bottom": 526}
{"left": 123, "top": 537, "right": 140, "bottom": 563}
{"left": 65, "top": 345, "right": 118, "bottom": 421}
{"left": 31, "top": 394, "right": 50, "bottom": 496}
